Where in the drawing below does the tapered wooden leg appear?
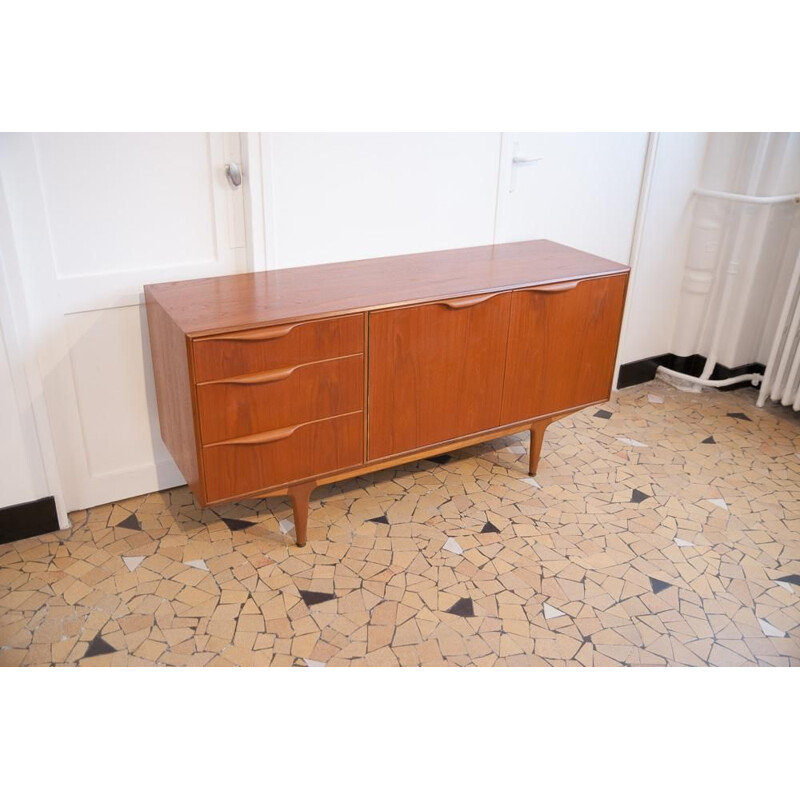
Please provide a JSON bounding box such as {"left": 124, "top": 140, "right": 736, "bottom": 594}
{"left": 528, "top": 419, "right": 550, "bottom": 476}
{"left": 288, "top": 482, "right": 314, "bottom": 547}
{"left": 528, "top": 411, "right": 576, "bottom": 475}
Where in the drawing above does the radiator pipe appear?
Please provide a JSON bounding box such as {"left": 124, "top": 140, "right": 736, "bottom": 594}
{"left": 656, "top": 364, "right": 762, "bottom": 389}
{"left": 757, "top": 250, "right": 800, "bottom": 407}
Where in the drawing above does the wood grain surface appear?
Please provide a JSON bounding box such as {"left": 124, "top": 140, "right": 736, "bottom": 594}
{"left": 192, "top": 313, "right": 363, "bottom": 382}
{"left": 196, "top": 354, "right": 363, "bottom": 444}
{"left": 145, "top": 240, "right": 629, "bottom": 336}
{"left": 368, "top": 292, "right": 512, "bottom": 460}
{"left": 500, "top": 274, "right": 628, "bottom": 424}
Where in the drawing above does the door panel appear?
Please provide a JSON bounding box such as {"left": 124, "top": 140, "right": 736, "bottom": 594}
{"left": 1, "top": 133, "right": 246, "bottom": 511}
{"left": 500, "top": 275, "right": 628, "bottom": 424}
{"left": 368, "top": 292, "right": 511, "bottom": 460}
{"left": 495, "top": 133, "right": 648, "bottom": 264}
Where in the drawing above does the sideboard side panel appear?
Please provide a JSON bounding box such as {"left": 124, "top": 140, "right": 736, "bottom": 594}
{"left": 144, "top": 289, "right": 204, "bottom": 503}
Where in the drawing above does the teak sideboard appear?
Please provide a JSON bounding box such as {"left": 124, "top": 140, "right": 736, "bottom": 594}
{"left": 145, "top": 240, "right": 629, "bottom": 546}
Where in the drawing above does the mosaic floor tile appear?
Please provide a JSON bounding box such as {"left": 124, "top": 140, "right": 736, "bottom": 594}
{"left": 649, "top": 578, "right": 672, "bottom": 594}
{"left": 543, "top": 603, "right": 566, "bottom": 620}
{"left": 299, "top": 590, "right": 336, "bottom": 607}
{"left": 758, "top": 618, "right": 787, "bottom": 638}
{"left": 84, "top": 634, "right": 116, "bottom": 658}
{"left": 221, "top": 518, "right": 256, "bottom": 531}
{"left": 443, "top": 538, "right": 464, "bottom": 555}
{"left": 1, "top": 381, "right": 799, "bottom": 667}
{"left": 116, "top": 514, "right": 141, "bottom": 531}
{"left": 445, "top": 598, "right": 474, "bottom": 617}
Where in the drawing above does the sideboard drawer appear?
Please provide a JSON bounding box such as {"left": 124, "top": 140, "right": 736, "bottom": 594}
{"left": 192, "top": 313, "right": 364, "bottom": 383}
{"left": 202, "top": 411, "right": 364, "bottom": 502}
{"left": 197, "top": 354, "right": 364, "bottom": 444}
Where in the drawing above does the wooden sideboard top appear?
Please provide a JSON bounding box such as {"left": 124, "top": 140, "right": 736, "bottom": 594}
{"left": 144, "top": 239, "right": 629, "bottom": 336}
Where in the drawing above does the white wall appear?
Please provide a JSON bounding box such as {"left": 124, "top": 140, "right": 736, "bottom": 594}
{"left": 265, "top": 133, "right": 502, "bottom": 267}
{"left": 618, "top": 133, "right": 709, "bottom": 363}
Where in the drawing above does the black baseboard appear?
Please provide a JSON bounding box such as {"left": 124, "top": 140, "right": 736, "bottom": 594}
{"left": 617, "top": 353, "right": 765, "bottom": 392}
{"left": 0, "top": 496, "right": 60, "bottom": 545}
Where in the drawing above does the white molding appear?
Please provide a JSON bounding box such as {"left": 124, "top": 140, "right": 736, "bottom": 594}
{"left": 612, "top": 131, "right": 661, "bottom": 390}
{"left": 258, "top": 133, "right": 278, "bottom": 269}
{"left": 240, "top": 132, "right": 278, "bottom": 271}
{"left": 241, "top": 132, "right": 267, "bottom": 271}
{"left": 493, "top": 133, "right": 513, "bottom": 243}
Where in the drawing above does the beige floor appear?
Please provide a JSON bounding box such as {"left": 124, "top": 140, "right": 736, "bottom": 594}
{"left": 1, "top": 380, "right": 799, "bottom": 667}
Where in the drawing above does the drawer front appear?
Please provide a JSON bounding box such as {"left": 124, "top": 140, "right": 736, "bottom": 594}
{"left": 197, "top": 354, "right": 364, "bottom": 444}
{"left": 202, "top": 411, "right": 363, "bottom": 502}
{"left": 192, "top": 314, "right": 364, "bottom": 383}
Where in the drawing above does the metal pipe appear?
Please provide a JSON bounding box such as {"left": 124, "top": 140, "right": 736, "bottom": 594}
{"left": 770, "top": 281, "right": 800, "bottom": 403}
{"left": 757, "top": 250, "right": 800, "bottom": 406}
{"left": 694, "top": 188, "right": 800, "bottom": 205}
{"left": 783, "top": 333, "right": 800, "bottom": 408}
{"left": 656, "top": 364, "right": 762, "bottom": 388}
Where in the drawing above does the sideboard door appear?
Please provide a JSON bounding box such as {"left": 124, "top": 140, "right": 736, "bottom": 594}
{"left": 368, "top": 292, "right": 511, "bottom": 460}
{"left": 500, "top": 274, "right": 628, "bottom": 424}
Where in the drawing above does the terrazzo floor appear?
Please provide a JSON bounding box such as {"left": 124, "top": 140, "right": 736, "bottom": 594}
{"left": 1, "top": 380, "right": 799, "bottom": 667}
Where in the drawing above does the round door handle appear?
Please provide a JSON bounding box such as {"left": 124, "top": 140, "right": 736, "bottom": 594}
{"left": 226, "top": 162, "right": 243, "bottom": 188}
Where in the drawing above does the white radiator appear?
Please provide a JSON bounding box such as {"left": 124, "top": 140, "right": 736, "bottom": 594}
{"left": 757, "top": 251, "right": 800, "bottom": 409}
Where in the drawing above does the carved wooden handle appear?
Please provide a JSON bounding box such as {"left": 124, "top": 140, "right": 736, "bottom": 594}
{"left": 203, "top": 365, "right": 298, "bottom": 386}
{"left": 203, "top": 323, "right": 298, "bottom": 342}
{"left": 210, "top": 424, "right": 302, "bottom": 446}
{"left": 522, "top": 281, "right": 580, "bottom": 294}
{"left": 439, "top": 293, "right": 500, "bottom": 309}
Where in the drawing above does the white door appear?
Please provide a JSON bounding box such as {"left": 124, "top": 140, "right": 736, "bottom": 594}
{"left": 494, "top": 132, "right": 649, "bottom": 264}
{"left": 1, "top": 133, "right": 247, "bottom": 512}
